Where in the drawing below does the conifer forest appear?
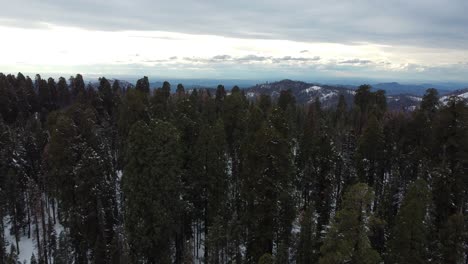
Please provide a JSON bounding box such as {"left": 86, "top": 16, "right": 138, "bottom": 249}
{"left": 0, "top": 72, "right": 467, "bottom": 264}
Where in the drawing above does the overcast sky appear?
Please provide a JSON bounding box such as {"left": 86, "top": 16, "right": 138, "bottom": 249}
{"left": 1, "top": 0, "right": 467, "bottom": 83}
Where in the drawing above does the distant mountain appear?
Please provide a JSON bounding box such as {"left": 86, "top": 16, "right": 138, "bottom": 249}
{"left": 88, "top": 79, "right": 134, "bottom": 89}
{"left": 371, "top": 82, "right": 455, "bottom": 96}
{"left": 244, "top": 79, "right": 468, "bottom": 111}
{"left": 439, "top": 88, "right": 468, "bottom": 104}
{"left": 245, "top": 79, "right": 355, "bottom": 108}
{"left": 148, "top": 79, "right": 258, "bottom": 90}
{"left": 91, "top": 78, "right": 468, "bottom": 111}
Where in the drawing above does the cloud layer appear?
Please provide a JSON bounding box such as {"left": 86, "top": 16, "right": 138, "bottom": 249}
{"left": 1, "top": 0, "right": 468, "bottom": 82}
{"left": 3, "top": 0, "right": 468, "bottom": 48}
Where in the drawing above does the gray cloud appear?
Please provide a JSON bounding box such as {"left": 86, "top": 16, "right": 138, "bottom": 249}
{"left": 180, "top": 54, "right": 321, "bottom": 64}
{"left": 340, "top": 59, "right": 373, "bottom": 65}
{"left": 272, "top": 56, "right": 321, "bottom": 63}
{"left": 5, "top": 60, "right": 467, "bottom": 83}
{"left": 142, "top": 59, "right": 169, "bottom": 63}
{"left": 212, "top": 55, "right": 232, "bottom": 60}
{"left": 237, "top": 55, "right": 271, "bottom": 62}
{"left": 2, "top": 0, "right": 468, "bottom": 49}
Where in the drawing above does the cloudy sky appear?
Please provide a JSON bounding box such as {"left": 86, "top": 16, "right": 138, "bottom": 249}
{"left": 1, "top": 0, "right": 468, "bottom": 83}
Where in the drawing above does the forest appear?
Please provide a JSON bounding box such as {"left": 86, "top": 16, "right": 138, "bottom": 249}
{"left": 0, "top": 72, "right": 467, "bottom": 264}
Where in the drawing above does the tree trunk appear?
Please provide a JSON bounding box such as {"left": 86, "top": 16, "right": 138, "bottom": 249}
{"left": 13, "top": 207, "right": 19, "bottom": 255}
{"left": 35, "top": 207, "right": 42, "bottom": 262}
{"left": 51, "top": 198, "right": 56, "bottom": 225}
{"left": 41, "top": 196, "right": 48, "bottom": 264}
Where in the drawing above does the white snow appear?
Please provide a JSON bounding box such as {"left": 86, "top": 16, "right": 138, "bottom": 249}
{"left": 318, "top": 91, "right": 338, "bottom": 102}
{"left": 246, "top": 92, "right": 256, "bottom": 98}
{"left": 3, "top": 199, "right": 65, "bottom": 264}
{"left": 4, "top": 216, "right": 35, "bottom": 263}
{"left": 407, "top": 105, "right": 417, "bottom": 111}
{"left": 302, "top": 86, "right": 322, "bottom": 93}
{"left": 191, "top": 222, "right": 205, "bottom": 264}
{"left": 440, "top": 92, "right": 468, "bottom": 104}
{"left": 409, "top": 96, "right": 422, "bottom": 102}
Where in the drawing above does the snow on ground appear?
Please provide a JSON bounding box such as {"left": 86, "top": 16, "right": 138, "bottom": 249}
{"left": 407, "top": 105, "right": 417, "bottom": 111}
{"left": 3, "top": 199, "right": 65, "bottom": 264}
{"left": 440, "top": 92, "right": 468, "bottom": 104}
{"left": 320, "top": 91, "right": 337, "bottom": 101}
{"left": 192, "top": 222, "right": 205, "bottom": 264}
{"left": 246, "top": 92, "right": 256, "bottom": 98}
{"left": 302, "top": 86, "right": 322, "bottom": 93}
{"left": 4, "top": 216, "right": 36, "bottom": 263}
{"left": 409, "top": 96, "right": 422, "bottom": 102}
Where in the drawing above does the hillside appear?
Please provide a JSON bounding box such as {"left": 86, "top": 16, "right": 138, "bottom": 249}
{"left": 244, "top": 79, "right": 468, "bottom": 111}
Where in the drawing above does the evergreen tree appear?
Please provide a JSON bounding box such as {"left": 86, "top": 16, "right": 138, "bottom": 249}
{"left": 123, "top": 120, "right": 183, "bottom": 263}
{"left": 356, "top": 115, "right": 385, "bottom": 187}
{"left": 56, "top": 77, "right": 70, "bottom": 107}
{"left": 388, "top": 179, "right": 431, "bottom": 264}
{"left": 242, "top": 114, "right": 295, "bottom": 263}
{"left": 70, "top": 74, "right": 86, "bottom": 99}
{"left": 191, "top": 119, "right": 228, "bottom": 263}
{"left": 320, "top": 183, "right": 381, "bottom": 264}
{"left": 135, "top": 76, "right": 150, "bottom": 94}
{"left": 98, "top": 77, "right": 114, "bottom": 116}
{"left": 297, "top": 206, "right": 318, "bottom": 264}
{"left": 438, "top": 213, "right": 465, "bottom": 264}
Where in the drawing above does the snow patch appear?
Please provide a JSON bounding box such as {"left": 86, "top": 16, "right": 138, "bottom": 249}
{"left": 302, "top": 86, "right": 322, "bottom": 93}
{"left": 319, "top": 91, "right": 337, "bottom": 101}
{"left": 407, "top": 105, "right": 417, "bottom": 111}
{"left": 409, "top": 96, "right": 422, "bottom": 102}
{"left": 4, "top": 216, "right": 36, "bottom": 263}
{"left": 3, "top": 200, "right": 65, "bottom": 264}
{"left": 459, "top": 92, "right": 468, "bottom": 98}
{"left": 440, "top": 92, "right": 468, "bottom": 103}
{"left": 246, "top": 92, "right": 256, "bottom": 98}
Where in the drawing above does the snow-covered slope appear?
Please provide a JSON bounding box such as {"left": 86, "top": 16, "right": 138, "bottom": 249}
{"left": 3, "top": 202, "right": 65, "bottom": 264}
{"left": 245, "top": 80, "right": 354, "bottom": 108}
{"left": 245, "top": 80, "right": 468, "bottom": 111}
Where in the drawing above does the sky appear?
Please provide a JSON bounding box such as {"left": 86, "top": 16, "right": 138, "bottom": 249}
{"left": 0, "top": 0, "right": 468, "bottom": 84}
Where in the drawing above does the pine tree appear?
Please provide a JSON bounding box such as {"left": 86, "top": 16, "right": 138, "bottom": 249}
{"left": 98, "top": 77, "right": 114, "bottom": 116}
{"left": 70, "top": 74, "right": 86, "bottom": 100}
{"left": 356, "top": 115, "right": 385, "bottom": 187}
{"left": 258, "top": 253, "right": 274, "bottom": 264}
{"left": 135, "top": 76, "right": 150, "bottom": 94}
{"left": 242, "top": 113, "right": 294, "bottom": 263}
{"left": 297, "top": 206, "right": 318, "bottom": 264}
{"left": 0, "top": 73, "right": 19, "bottom": 124}
{"left": 118, "top": 87, "right": 150, "bottom": 141}
{"left": 320, "top": 183, "right": 381, "bottom": 264}
{"left": 387, "top": 178, "right": 431, "bottom": 264}
{"left": 296, "top": 100, "right": 336, "bottom": 248}
{"left": 191, "top": 119, "right": 228, "bottom": 263}
{"left": 56, "top": 77, "right": 70, "bottom": 107}
{"left": 176, "top": 83, "right": 185, "bottom": 97}
{"left": 47, "top": 102, "right": 117, "bottom": 263}
{"left": 123, "top": 119, "right": 183, "bottom": 263}
{"left": 438, "top": 213, "right": 465, "bottom": 264}
{"left": 432, "top": 97, "right": 468, "bottom": 227}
